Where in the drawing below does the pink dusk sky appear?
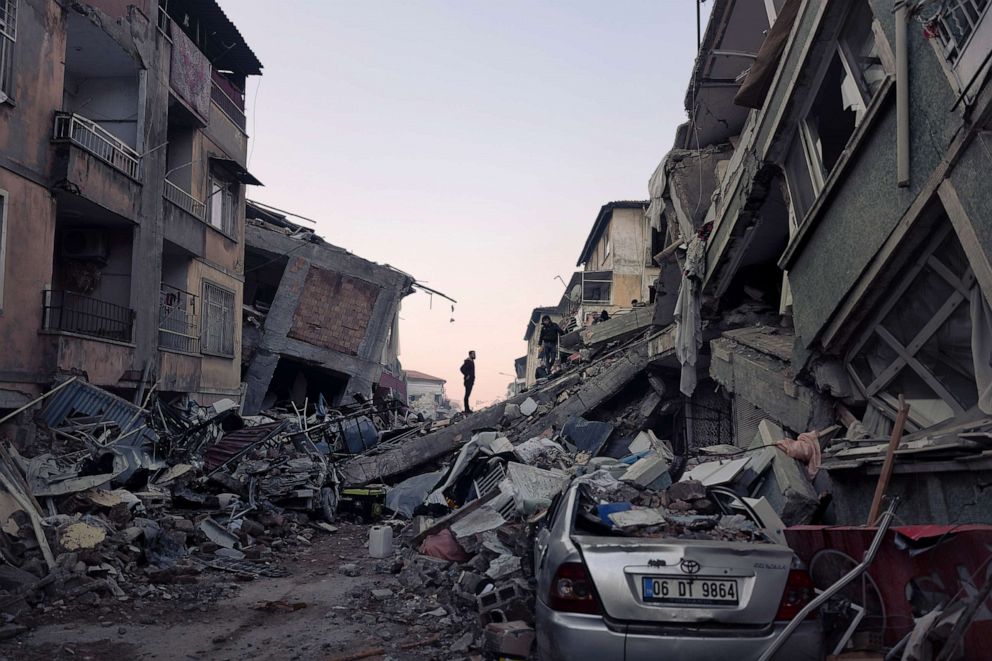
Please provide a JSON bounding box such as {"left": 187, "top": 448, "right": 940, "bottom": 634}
{"left": 223, "top": 1, "right": 711, "bottom": 407}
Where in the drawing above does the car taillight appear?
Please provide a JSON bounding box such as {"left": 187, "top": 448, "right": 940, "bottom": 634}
{"left": 549, "top": 562, "right": 602, "bottom": 615}
{"left": 775, "top": 569, "right": 817, "bottom": 621}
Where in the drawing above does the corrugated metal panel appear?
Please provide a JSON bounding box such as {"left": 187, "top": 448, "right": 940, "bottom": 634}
{"left": 41, "top": 380, "right": 158, "bottom": 447}
{"left": 205, "top": 421, "right": 287, "bottom": 471}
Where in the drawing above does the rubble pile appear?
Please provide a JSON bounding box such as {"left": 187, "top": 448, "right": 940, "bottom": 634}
{"left": 0, "top": 380, "right": 431, "bottom": 630}
{"left": 0, "top": 325, "right": 828, "bottom": 657}
{"left": 334, "top": 333, "right": 816, "bottom": 657}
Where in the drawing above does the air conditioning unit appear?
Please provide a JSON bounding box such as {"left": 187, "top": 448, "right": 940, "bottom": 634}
{"left": 61, "top": 230, "right": 109, "bottom": 262}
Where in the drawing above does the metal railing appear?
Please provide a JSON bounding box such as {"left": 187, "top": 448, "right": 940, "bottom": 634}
{"left": 159, "top": 284, "right": 200, "bottom": 354}
{"left": 163, "top": 179, "right": 206, "bottom": 220}
{"left": 211, "top": 79, "right": 247, "bottom": 130}
{"left": 42, "top": 289, "right": 135, "bottom": 343}
{"left": 53, "top": 112, "right": 141, "bottom": 180}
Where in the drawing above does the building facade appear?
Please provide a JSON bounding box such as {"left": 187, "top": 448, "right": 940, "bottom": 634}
{"left": 405, "top": 370, "right": 452, "bottom": 419}
{"left": 0, "top": 0, "right": 261, "bottom": 408}
{"left": 574, "top": 201, "right": 662, "bottom": 324}
{"left": 648, "top": 0, "right": 992, "bottom": 523}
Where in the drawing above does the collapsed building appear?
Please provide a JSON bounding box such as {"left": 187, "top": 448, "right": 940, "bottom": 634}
{"left": 241, "top": 201, "right": 414, "bottom": 414}
{"left": 644, "top": 0, "right": 992, "bottom": 525}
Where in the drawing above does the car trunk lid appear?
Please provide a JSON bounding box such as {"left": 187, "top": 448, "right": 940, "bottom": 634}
{"left": 573, "top": 535, "right": 793, "bottom": 625}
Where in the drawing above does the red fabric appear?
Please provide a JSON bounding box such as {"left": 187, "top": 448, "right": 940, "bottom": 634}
{"left": 419, "top": 528, "right": 469, "bottom": 562}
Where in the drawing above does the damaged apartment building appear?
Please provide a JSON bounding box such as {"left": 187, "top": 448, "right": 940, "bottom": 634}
{"left": 0, "top": 0, "right": 262, "bottom": 407}
{"left": 241, "top": 201, "right": 413, "bottom": 415}
{"left": 642, "top": 0, "right": 992, "bottom": 524}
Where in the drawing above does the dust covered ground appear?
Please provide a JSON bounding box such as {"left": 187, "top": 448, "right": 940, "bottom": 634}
{"left": 0, "top": 523, "right": 455, "bottom": 661}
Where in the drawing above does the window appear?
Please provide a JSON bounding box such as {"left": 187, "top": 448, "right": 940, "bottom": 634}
{"left": 202, "top": 281, "right": 235, "bottom": 357}
{"left": 788, "top": 1, "right": 885, "bottom": 220}
{"left": 604, "top": 224, "right": 611, "bottom": 259}
{"left": 0, "top": 0, "right": 16, "bottom": 102}
{"left": 847, "top": 222, "right": 983, "bottom": 429}
{"left": 929, "top": 0, "right": 992, "bottom": 101}
{"left": 207, "top": 174, "right": 235, "bottom": 235}
{"left": 581, "top": 270, "right": 613, "bottom": 304}
{"left": 784, "top": 136, "right": 817, "bottom": 221}
{"left": 0, "top": 191, "right": 6, "bottom": 310}
{"left": 932, "top": 0, "right": 989, "bottom": 63}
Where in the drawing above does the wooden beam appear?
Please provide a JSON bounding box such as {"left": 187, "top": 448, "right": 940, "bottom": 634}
{"left": 866, "top": 396, "right": 910, "bottom": 526}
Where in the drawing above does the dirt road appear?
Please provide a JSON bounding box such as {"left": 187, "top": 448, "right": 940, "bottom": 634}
{"left": 0, "top": 523, "right": 438, "bottom": 661}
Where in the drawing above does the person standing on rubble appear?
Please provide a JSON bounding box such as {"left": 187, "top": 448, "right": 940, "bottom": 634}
{"left": 460, "top": 350, "right": 476, "bottom": 414}
{"left": 538, "top": 315, "right": 564, "bottom": 373}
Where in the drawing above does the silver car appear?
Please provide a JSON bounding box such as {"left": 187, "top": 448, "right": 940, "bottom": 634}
{"left": 533, "top": 483, "right": 823, "bottom": 660}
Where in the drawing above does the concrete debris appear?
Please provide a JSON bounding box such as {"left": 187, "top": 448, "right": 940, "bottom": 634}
{"left": 519, "top": 398, "right": 538, "bottom": 417}
{"left": 483, "top": 620, "right": 535, "bottom": 658}
{"left": 198, "top": 517, "right": 239, "bottom": 550}
{"left": 60, "top": 522, "right": 107, "bottom": 551}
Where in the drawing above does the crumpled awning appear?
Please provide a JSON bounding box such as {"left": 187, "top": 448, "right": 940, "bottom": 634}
{"left": 209, "top": 157, "right": 263, "bottom": 186}
{"left": 734, "top": 0, "right": 802, "bottom": 109}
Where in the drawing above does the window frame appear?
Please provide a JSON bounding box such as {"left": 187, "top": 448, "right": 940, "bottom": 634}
{"left": 0, "top": 0, "right": 15, "bottom": 102}
{"left": 784, "top": 1, "right": 891, "bottom": 227}
{"left": 206, "top": 173, "right": 235, "bottom": 236}
{"left": 845, "top": 223, "right": 979, "bottom": 430}
{"left": 201, "top": 280, "right": 235, "bottom": 358}
{"left": 0, "top": 189, "right": 7, "bottom": 312}
{"left": 581, "top": 270, "right": 613, "bottom": 306}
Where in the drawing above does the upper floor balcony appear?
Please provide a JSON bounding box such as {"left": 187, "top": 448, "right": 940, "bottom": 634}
{"left": 163, "top": 179, "right": 205, "bottom": 220}
{"left": 42, "top": 289, "right": 135, "bottom": 344}
{"left": 53, "top": 112, "right": 141, "bottom": 181}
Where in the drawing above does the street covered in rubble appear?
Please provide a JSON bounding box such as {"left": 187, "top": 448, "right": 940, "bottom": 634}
{"left": 4, "top": 0, "right": 992, "bottom": 660}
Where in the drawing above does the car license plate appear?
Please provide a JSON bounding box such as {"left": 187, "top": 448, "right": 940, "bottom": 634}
{"left": 641, "top": 576, "right": 739, "bottom": 605}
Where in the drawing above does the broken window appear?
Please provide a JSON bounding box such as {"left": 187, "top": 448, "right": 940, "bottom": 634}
{"left": 847, "top": 223, "right": 985, "bottom": 429}
{"left": 784, "top": 136, "right": 817, "bottom": 221}
{"left": 793, "top": 1, "right": 885, "bottom": 203}
{"left": 202, "top": 281, "right": 235, "bottom": 357}
{"left": 582, "top": 271, "right": 613, "bottom": 305}
{"left": 207, "top": 174, "right": 235, "bottom": 236}
{"left": 0, "top": 0, "right": 15, "bottom": 101}
{"left": 0, "top": 191, "right": 6, "bottom": 310}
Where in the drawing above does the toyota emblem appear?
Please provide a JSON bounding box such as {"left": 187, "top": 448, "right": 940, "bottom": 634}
{"left": 679, "top": 559, "right": 701, "bottom": 575}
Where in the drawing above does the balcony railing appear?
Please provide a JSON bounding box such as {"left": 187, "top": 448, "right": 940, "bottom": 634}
{"left": 53, "top": 112, "right": 141, "bottom": 180}
{"left": 159, "top": 285, "right": 199, "bottom": 354}
{"left": 163, "top": 179, "right": 206, "bottom": 220}
{"left": 42, "top": 289, "right": 135, "bottom": 343}
{"left": 211, "top": 79, "right": 247, "bottom": 131}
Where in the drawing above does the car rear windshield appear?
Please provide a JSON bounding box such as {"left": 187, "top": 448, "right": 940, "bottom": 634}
{"left": 571, "top": 481, "right": 773, "bottom": 544}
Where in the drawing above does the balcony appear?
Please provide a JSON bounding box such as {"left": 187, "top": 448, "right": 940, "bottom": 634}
{"left": 164, "top": 179, "right": 206, "bottom": 220}
{"left": 211, "top": 74, "right": 247, "bottom": 131}
{"left": 53, "top": 112, "right": 141, "bottom": 181}
{"left": 159, "top": 285, "right": 200, "bottom": 354}
{"left": 42, "top": 289, "right": 135, "bottom": 343}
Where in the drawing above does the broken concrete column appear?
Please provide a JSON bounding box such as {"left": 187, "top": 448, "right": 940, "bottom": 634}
{"left": 241, "top": 350, "right": 280, "bottom": 415}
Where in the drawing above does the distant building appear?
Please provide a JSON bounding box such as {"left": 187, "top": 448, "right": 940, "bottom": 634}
{"left": 506, "top": 355, "right": 527, "bottom": 398}
{"left": 405, "top": 369, "right": 453, "bottom": 419}
{"left": 574, "top": 201, "right": 661, "bottom": 325}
